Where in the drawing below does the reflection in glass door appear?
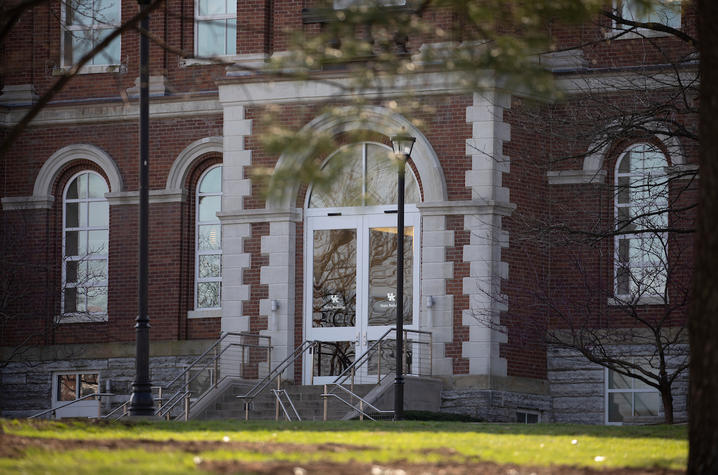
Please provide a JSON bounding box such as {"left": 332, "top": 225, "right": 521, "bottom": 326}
{"left": 305, "top": 213, "right": 419, "bottom": 384}
{"left": 311, "top": 226, "right": 358, "bottom": 382}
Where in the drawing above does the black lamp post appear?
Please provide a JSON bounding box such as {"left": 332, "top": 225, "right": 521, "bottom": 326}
{"left": 389, "top": 132, "right": 415, "bottom": 421}
{"left": 129, "top": 0, "right": 154, "bottom": 416}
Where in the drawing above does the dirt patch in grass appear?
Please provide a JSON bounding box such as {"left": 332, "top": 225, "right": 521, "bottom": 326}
{"left": 201, "top": 459, "right": 683, "bottom": 474}
{"left": 0, "top": 432, "right": 370, "bottom": 458}
{"left": 0, "top": 431, "right": 683, "bottom": 474}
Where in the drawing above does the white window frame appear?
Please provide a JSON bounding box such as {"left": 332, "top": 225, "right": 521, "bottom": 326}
{"left": 307, "top": 142, "right": 420, "bottom": 209}
{"left": 194, "top": 0, "right": 237, "bottom": 57}
{"left": 612, "top": 0, "right": 682, "bottom": 39}
{"left": 614, "top": 143, "right": 668, "bottom": 302}
{"left": 60, "top": 0, "right": 122, "bottom": 72}
{"left": 52, "top": 371, "right": 101, "bottom": 418}
{"left": 62, "top": 171, "right": 109, "bottom": 323}
{"left": 516, "top": 410, "right": 541, "bottom": 424}
{"left": 605, "top": 366, "right": 662, "bottom": 425}
{"left": 194, "top": 165, "right": 223, "bottom": 311}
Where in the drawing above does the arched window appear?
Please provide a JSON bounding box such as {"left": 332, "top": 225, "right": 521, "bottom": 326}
{"left": 308, "top": 142, "right": 420, "bottom": 208}
{"left": 62, "top": 171, "right": 109, "bottom": 317}
{"left": 195, "top": 165, "right": 222, "bottom": 309}
{"left": 615, "top": 143, "right": 668, "bottom": 299}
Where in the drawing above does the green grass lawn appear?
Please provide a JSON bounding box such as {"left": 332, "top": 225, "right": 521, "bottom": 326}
{"left": 0, "top": 419, "right": 687, "bottom": 474}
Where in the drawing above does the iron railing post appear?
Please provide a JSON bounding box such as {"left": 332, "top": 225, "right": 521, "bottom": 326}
{"left": 275, "top": 376, "right": 280, "bottom": 421}
{"left": 323, "top": 384, "right": 328, "bottom": 421}
{"left": 214, "top": 346, "right": 219, "bottom": 388}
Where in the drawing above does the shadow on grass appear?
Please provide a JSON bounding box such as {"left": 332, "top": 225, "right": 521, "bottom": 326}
{"left": 43, "top": 417, "right": 686, "bottom": 440}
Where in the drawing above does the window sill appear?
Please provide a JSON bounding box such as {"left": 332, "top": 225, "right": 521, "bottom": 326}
{"left": 188, "top": 309, "right": 222, "bottom": 319}
{"left": 179, "top": 54, "right": 267, "bottom": 69}
{"left": 606, "top": 28, "right": 679, "bottom": 41}
{"left": 56, "top": 314, "right": 108, "bottom": 324}
{"left": 52, "top": 64, "right": 127, "bottom": 76}
{"left": 608, "top": 295, "right": 666, "bottom": 306}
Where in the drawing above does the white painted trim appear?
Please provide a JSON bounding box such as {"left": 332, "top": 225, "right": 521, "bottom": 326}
{"left": 268, "top": 105, "right": 447, "bottom": 208}
{"left": 31, "top": 144, "right": 123, "bottom": 208}
{"left": 166, "top": 136, "right": 224, "bottom": 191}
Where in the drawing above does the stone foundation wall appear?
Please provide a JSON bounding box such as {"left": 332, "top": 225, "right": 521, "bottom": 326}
{"left": 547, "top": 345, "right": 689, "bottom": 424}
{"left": 0, "top": 340, "right": 212, "bottom": 418}
{"left": 441, "top": 388, "right": 551, "bottom": 422}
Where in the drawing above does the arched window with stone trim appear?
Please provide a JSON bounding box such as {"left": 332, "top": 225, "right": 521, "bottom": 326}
{"left": 614, "top": 143, "right": 669, "bottom": 299}
{"left": 62, "top": 171, "right": 109, "bottom": 318}
{"left": 195, "top": 165, "right": 223, "bottom": 309}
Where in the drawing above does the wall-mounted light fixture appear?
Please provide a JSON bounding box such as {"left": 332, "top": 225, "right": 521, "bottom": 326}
{"left": 271, "top": 300, "right": 279, "bottom": 312}
{"left": 425, "top": 296, "right": 434, "bottom": 308}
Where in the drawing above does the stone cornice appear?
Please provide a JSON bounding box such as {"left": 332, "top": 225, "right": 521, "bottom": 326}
{"left": 1, "top": 97, "right": 221, "bottom": 127}
{"left": 417, "top": 200, "right": 516, "bottom": 217}
{"left": 218, "top": 207, "right": 303, "bottom": 224}
{"left": 1, "top": 195, "right": 55, "bottom": 210}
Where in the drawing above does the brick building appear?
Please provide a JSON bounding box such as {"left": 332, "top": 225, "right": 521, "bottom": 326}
{"left": 0, "top": 0, "right": 697, "bottom": 423}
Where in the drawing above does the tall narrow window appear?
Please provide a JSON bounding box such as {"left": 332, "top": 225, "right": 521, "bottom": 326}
{"left": 615, "top": 143, "right": 668, "bottom": 299}
{"left": 63, "top": 171, "right": 109, "bottom": 317}
{"left": 196, "top": 166, "right": 222, "bottom": 309}
{"left": 195, "top": 0, "right": 237, "bottom": 57}
{"left": 62, "top": 0, "right": 121, "bottom": 67}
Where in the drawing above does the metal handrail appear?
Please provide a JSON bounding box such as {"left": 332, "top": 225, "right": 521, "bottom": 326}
{"left": 322, "top": 383, "right": 393, "bottom": 421}
{"left": 332, "top": 327, "right": 432, "bottom": 386}
{"left": 30, "top": 393, "right": 114, "bottom": 419}
{"left": 157, "top": 340, "right": 270, "bottom": 420}
{"left": 104, "top": 332, "right": 271, "bottom": 421}
{"left": 273, "top": 389, "right": 301, "bottom": 421}
{"left": 322, "top": 327, "right": 432, "bottom": 420}
{"left": 165, "top": 332, "right": 270, "bottom": 389}
{"left": 104, "top": 385, "right": 163, "bottom": 421}
{"left": 236, "top": 340, "right": 315, "bottom": 420}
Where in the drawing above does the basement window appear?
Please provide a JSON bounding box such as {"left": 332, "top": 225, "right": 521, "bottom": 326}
{"left": 516, "top": 410, "right": 540, "bottom": 424}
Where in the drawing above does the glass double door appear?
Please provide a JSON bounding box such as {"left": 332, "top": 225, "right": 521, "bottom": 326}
{"left": 304, "top": 211, "right": 419, "bottom": 384}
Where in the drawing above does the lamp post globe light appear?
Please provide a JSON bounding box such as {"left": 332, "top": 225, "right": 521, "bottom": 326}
{"left": 389, "top": 132, "right": 415, "bottom": 421}
{"left": 129, "top": 0, "right": 155, "bottom": 416}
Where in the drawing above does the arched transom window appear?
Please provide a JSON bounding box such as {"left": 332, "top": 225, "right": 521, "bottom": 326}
{"left": 615, "top": 143, "right": 668, "bottom": 299}
{"left": 196, "top": 165, "right": 222, "bottom": 309}
{"left": 308, "top": 142, "right": 420, "bottom": 208}
{"left": 63, "top": 171, "right": 109, "bottom": 316}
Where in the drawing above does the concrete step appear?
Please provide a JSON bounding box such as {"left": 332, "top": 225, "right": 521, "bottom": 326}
{"left": 191, "top": 380, "right": 415, "bottom": 421}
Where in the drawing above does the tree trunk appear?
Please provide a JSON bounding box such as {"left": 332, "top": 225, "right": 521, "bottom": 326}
{"left": 660, "top": 386, "right": 674, "bottom": 425}
{"left": 688, "top": 1, "right": 718, "bottom": 472}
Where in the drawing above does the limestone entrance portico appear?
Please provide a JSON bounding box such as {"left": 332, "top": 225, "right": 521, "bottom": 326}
{"left": 217, "top": 77, "right": 513, "bottom": 385}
